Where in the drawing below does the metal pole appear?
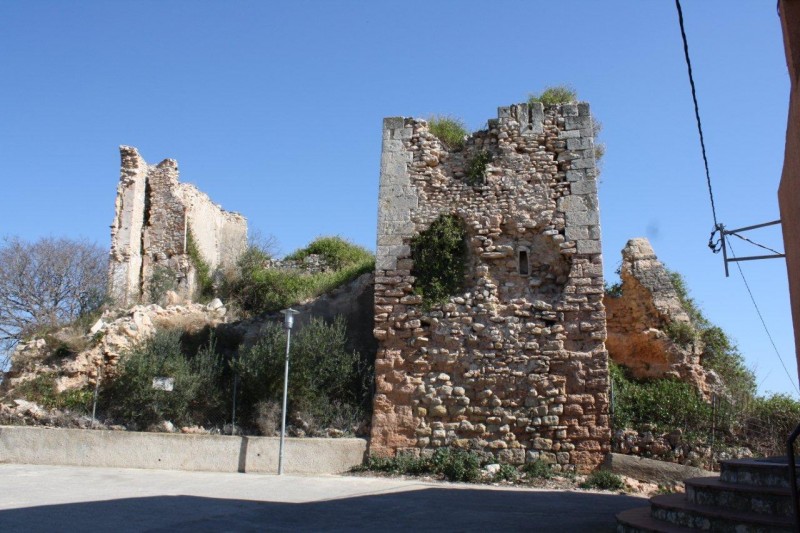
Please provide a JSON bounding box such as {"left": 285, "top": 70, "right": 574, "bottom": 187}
{"left": 278, "top": 327, "right": 292, "bottom": 475}
{"left": 91, "top": 366, "right": 101, "bottom": 426}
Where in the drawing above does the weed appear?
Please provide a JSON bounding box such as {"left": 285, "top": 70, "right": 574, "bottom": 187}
{"left": 493, "top": 463, "right": 520, "bottom": 482}
{"left": 580, "top": 470, "right": 625, "bottom": 491}
{"left": 521, "top": 459, "right": 554, "bottom": 480}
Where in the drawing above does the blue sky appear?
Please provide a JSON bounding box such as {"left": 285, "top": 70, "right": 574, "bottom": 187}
{"left": 1, "top": 1, "right": 796, "bottom": 397}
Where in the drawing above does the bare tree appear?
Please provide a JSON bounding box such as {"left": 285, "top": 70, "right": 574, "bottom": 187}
{"left": 0, "top": 236, "right": 107, "bottom": 369}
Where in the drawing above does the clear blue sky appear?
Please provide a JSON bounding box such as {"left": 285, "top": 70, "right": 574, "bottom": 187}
{"left": 1, "top": 1, "right": 795, "bottom": 397}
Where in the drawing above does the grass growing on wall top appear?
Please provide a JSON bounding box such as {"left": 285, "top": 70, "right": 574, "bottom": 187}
{"left": 527, "top": 85, "right": 578, "bottom": 106}
{"left": 427, "top": 115, "right": 468, "bottom": 150}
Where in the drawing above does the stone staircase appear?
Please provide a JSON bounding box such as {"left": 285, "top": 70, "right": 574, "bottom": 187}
{"left": 616, "top": 457, "right": 798, "bottom": 532}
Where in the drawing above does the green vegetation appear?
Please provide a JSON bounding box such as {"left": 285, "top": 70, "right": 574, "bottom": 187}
{"left": 232, "top": 316, "right": 370, "bottom": 433}
{"left": 580, "top": 470, "right": 625, "bottom": 491}
{"left": 666, "top": 269, "right": 757, "bottom": 401}
{"left": 99, "top": 330, "right": 225, "bottom": 429}
{"left": 528, "top": 85, "right": 578, "bottom": 106}
{"left": 186, "top": 229, "right": 214, "bottom": 302}
{"left": 610, "top": 362, "right": 711, "bottom": 435}
{"left": 464, "top": 150, "right": 492, "bottom": 186}
{"left": 148, "top": 265, "right": 179, "bottom": 306}
{"left": 355, "top": 447, "right": 482, "bottom": 482}
{"left": 13, "top": 373, "right": 93, "bottom": 413}
{"left": 427, "top": 115, "right": 468, "bottom": 150}
{"left": 521, "top": 459, "right": 555, "bottom": 480}
{"left": 221, "top": 236, "right": 374, "bottom": 316}
{"left": 664, "top": 321, "right": 697, "bottom": 348}
{"left": 410, "top": 215, "right": 467, "bottom": 307}
{"left": 493, "top": 463, "right": 520, "bottom": 482}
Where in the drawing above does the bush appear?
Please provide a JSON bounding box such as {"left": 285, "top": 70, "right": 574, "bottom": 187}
{"left": 741, "top": 394, "right": 800, "bottom": 456}
{"left": 611, "top": 362, "right": 711, "bottom": 434}
{"left": 221, "top": 237, "right": 374, "bottom": 316}
{"left": 431, "top": 447, "right": 482, "bottom": 482}
{"left": 186, "top": 229, "right": 214, "bottom": 302}
{"left": 521, "top": 459, "right": 554, "bottom": 480}
{"left": 148, "top": 265, "right": 179, "bottom": 306}
{"left": 99, "top": 330, "right": 225, "bottom": 428}
{"left": 528, "top": 85, "right": 578, "bottom": 106}
{"left": 493, "top": 463, "right": 520, "bottom": 482}
{"left": 356, "top": 447, "right": 483, "bottom": 482}
{"left": 284, "top": 236, "right": 373, "bottom": 271}
{"left": 427, "top": 115, "right": 468, "bottom": 150}
{"left": 411, "top": 215, "right": 468, "bottom": 307}
{"left": 232, "top": 316, "right": 370, "bottom": 432}
{"left": 665, "top": 321, "right": 696, "bottom": 348}
{"left": 580, "top": 470, "right": 625, "bottom": 491}
{"left": 12, "top": 373, "right": 93, "bottom": 413}
{"left": 464, "top": 150, "right": 492, "bottom": 186}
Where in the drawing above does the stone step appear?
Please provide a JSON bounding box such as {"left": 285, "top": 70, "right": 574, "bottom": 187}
{"left": 685, "top": 476, "right": 793, "bottom": 517}
{"left": 616, "top": 506, "right": 694, "bottom": 533}
{"left": 720, "top": 457, "right": 800, "bottom": 489}
{"left": 650, "top": 494, "right": 795, "bottom": 532}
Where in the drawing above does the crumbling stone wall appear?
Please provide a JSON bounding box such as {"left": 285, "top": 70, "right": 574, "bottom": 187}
{"left": 604, "top": 238, "right": 719, "bottom": 397}
{"left": 109, "top": 146, "right": 247, "bottom": 306}
{"left": 370, "top": 102, "right": 609, "bottom": 472}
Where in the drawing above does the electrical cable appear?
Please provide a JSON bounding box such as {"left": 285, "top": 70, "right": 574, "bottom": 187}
{"left": 726, "top": 236, "right": 800, "bottom": 395}
{"left": 675, "top": 0, "right": 720, "bottom": 239}
{"left": 729, "top": 232, "right": 784, "bottom": 256}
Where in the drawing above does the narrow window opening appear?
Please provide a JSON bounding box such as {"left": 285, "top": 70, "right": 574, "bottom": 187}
{"left": 518, "top": 250, "right": 529, "bottom": 276}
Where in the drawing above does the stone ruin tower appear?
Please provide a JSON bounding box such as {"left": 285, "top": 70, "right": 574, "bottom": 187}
{"left": 108, "top": 146, "right": 247, "bottom": 307}
{"left": 370, "top": 102, "right": 610, "bottom": 471}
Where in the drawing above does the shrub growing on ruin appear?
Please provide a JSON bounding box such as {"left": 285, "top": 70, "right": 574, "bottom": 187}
{"left": 427, "top": 115, "right": 468, "bottom": 150}
{"left": 148, "top": 265, "right": 179, "bottom": 306}
{"left": 99, "top": 330, "right": 225, "bottom": 429}
{"left": 221, "top": 236, "right": 374, "bottom": 316}
{"left": 527, "top": 85, "right": 578, "bottom": 106}
{"left": 232, "top": 316, "right": 370, "bottom": 433}
{"left": 610, "top": 362, "right": 711, "bottom": 434}
{"left": 186, "top": 229, "right": 214, "bottom": 302}
{"left": 411, "top": 215, "right": 468, "bottom": 307}
{"left": 464, "top": 150, "right": 492, "bottom": 186}
{"left": 284, "top": 236, "right": 373, "bottom": 271}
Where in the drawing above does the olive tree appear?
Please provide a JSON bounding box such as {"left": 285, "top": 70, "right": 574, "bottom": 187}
{"left": 0, "top": 236, "right": 107, "bottom": 370}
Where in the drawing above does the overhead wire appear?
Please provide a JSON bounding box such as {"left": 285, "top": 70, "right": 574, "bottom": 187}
{"left": 675, "top": 0, "right": 797, "bottom": 394}
{"left": 675, "top": 0, "right": 720, "bottom": 238}
{"left": 726, "top": 236, "right": 799, "bottom": 395}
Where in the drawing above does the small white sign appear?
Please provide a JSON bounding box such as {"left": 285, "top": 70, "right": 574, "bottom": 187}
{"left": 152, "top": 377, "right": 175, "bottom": 391}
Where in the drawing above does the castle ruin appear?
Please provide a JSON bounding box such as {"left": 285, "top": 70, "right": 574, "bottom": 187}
{"left": 108, "top": 146, "right": 247, "bottom": 306}
{"left": 370, "top": 102, "right": 610, "bottom": 471}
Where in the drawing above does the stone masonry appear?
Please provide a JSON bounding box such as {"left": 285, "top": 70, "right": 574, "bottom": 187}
{"left": 108, "top": 146, "right": 247, "bottom": 306}
{"left": 604, "top": 238, "right": 720, "bottom": 397}
{"left": 370, "top": 102, "right": 609, "bottom": 472}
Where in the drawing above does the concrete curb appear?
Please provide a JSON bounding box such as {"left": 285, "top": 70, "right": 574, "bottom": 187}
{"left": 0, "top": 426, "right": 367, "bottom": 474}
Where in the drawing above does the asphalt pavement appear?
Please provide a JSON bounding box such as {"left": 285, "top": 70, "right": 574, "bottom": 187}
{"left": 0, "top": 464, "right": 647, "bottom": 532}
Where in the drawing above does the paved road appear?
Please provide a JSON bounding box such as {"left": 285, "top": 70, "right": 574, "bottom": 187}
{"left": 0, "top": 464, "right": 646, "bottom": 532}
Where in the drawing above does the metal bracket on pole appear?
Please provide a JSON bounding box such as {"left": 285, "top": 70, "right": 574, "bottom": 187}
{"left": 717, "top": 220, "right": 785, "bottom": 277}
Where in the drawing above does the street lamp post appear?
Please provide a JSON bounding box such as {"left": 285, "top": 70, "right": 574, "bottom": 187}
{"left": 278, "top": 308, "right": 299, "bottom": 475}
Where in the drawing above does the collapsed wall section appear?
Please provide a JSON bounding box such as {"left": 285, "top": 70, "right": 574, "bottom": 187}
{"left": 604, "top": 238, "right": 720, "bottom": 397}
{"left": 108, "top": 146, "right": 247, "bottom": 306}
{"left": 371, "top": 102, "right": 609, "bottom": 471}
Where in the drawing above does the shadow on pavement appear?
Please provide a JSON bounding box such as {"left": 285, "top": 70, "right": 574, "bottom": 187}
{"left": 0, "top": 487, "right": 645, "bottom": 532}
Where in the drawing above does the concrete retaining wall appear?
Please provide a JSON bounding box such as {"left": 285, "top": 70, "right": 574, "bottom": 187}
{"left": 0, "top": 426, "right": 366, "bottom": 475}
